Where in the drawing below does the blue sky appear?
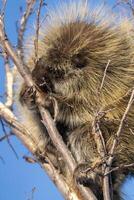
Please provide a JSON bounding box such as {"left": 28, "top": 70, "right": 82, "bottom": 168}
{"left": 0, "top": 1, "right": 134, "bottom": 200}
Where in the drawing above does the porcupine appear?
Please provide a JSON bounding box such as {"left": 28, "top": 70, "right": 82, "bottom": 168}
{"left": 18, "top": 1, "right": 134, "bottom": 199}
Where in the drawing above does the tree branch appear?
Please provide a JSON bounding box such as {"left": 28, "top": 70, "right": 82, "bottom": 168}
{"left": 107, "top": 88, "right": 134, "bottom": 168}
{"left": 0, "top": 102, "right": 77, "bottom": 200}
{"left": 34, "top": 0, "right": 44, "bottom": 62}
{"left": 17, "top": 0, "right": 36, "bottom": 60}
{"left": 0, "top": 15, "right": 33, "bottom": 87}
{"left": 3, "top": 51, "right": 14, "bottom": 107}
{"left": 0, "top": 3, "right": 97, "bottom": 199}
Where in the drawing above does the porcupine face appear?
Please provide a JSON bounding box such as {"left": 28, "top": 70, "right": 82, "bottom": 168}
{"left": 36, "top": 24, "right": 90, "bottom": 72}
{"left": 32, "top": 21, "right": 100, "bottom": 93}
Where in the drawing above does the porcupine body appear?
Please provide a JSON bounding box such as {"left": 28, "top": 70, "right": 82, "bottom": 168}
{"left": 19, "top": 1, "right": 134, "bottom": 199}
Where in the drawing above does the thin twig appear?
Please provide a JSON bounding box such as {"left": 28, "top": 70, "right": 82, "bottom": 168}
{"left": 104, "top": 163, "right": 134, "bottom": 176}
{"left": 31, "top": 187, "right": 36, "bottom": 200}
{"left": 102, "top": 88, "right": 134, "bottom": 199}
{"left": 103, "top": 88, "right": 134, "bottom": 199}
{"left": 3, "top": 51, "right": 13, "bottom": 108}
{"left": 0, "top": 119, "right": 19, "bottom": 159}
{"left": 99, "top": 60, "right": 111, "bottom": 92}
{"left": 92, "top": 117, "right": 111, "bottom": 200}
{"left": 108, "top": 89, "right": 134, "bottom": 164}
{"left": 92, "top": 118, "right": 107, "bottom": 157}
{"left": 94, "top": 59, "right": 112, "bottom": 200}
{"left": 113, "top": 0, "right": 134, "bottom": 15}
{"left": 0, "top": 132, "right": 14, "bottom": 141}
{"left": 0, "top": 0, "right": 7, "bottom": 17}
{"left": 129, "top": 128, "right": 134, "bottom": 135}
{"left": 0, "top": 155, "right": 5, "bottom": 164}
{"left": 23, "top": 155, "right": 37, "bottom": 164}
{"left": 34, "top": 0, "right": 44, "bottom": 62}
{"left": 0, "top": 102, "right": 36, "bottom": 152}
{"left": 18, "top": 0, "right": 36, "bottom": 60}
{"left": 0, "top": 15, "right": 33, "bottom": 87}
{"left": 124, "top": 0, "right": 134, "bottom": 15}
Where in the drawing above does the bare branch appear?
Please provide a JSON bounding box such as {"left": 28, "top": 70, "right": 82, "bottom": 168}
{"left": 39, "top": 106, "right": 76, "bottom": 172}
{"left": 108, "top": 89, "right": 134, "bottom": 165}
{"left": 0, "top": 14, "right": 33, "bottom": 87}
{"left": 0, "top": 102, "right": 36, "bottom": 151}
{"left": 39, "top": 106, "right": 98, "bottom": 200}
{"left": 0, "top": 11, "right": 97, "bottom": 198}
{"left": 0, "top": 154, "right": 5, "bottom": 164}
{"left": 0, "top": 102, "right": 69, "bottom": 199}
{"left": 93, "top": 59, "right": 112, "bottom": 200}
{"left": 99, "top": 60, "right": 111, "bottom": 92}
{"left": 0, "top": 0, "right": 7, "bottom": 17}
{"left": 41, "top": 160, "right": 81, "bottom": 200}
{"left": 113, "top": 0, "right": 134, "bottom": 15}
{"left": 104, "top": 163, "right": 134, "bottom": 176}
{"left": 18, "top": 0, "right": 36, "bottom": 60}
{"left": 0, "top": 2, "right": 101, "bottom": 199}
{"left": 0, "top": 101, "right": 97, "bottom": 200}
{"left": 0, "top": 119, "right": 19, "bottom": 159}
{"left": 23, "top": 155, "right": 37, "bottom": 164}
{"left": 92, "top": 117, "right": 111, "bottom": 200}
{"left": 0, "top": 132, "right": 14, "bottom": 142}
{"left": 3, "top": 51, "right": 14, "bottom": 107}
{"left": 27, "top": 187, "right": 36, "bottom": 200}
{"left": 100, "top": 88, "right": 134, "bottom": 200}
{"left": 34, "top": 0, "right": 44, "bottom": 62}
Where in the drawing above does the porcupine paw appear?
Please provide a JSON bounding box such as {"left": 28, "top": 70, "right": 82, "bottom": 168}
{"left": 19, "top": 85, "right": 37, "bottom": 110}
{"left": 73, "top": 163, "right": 96, "bottom": 187}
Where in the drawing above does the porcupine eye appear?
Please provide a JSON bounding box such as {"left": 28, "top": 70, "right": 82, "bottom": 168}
{"left": 72, "top": 53, "right": 87, "bottom": 69}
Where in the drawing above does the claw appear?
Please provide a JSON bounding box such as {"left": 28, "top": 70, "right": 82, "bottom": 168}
{"left": 73, "top": 163, "right": 91, "bottom": 186}
{"left": 19, "top": 85, "right": 37, "bottom": 109}
{"left": 73, "top": 162, "right": 102, "bottom": 187}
